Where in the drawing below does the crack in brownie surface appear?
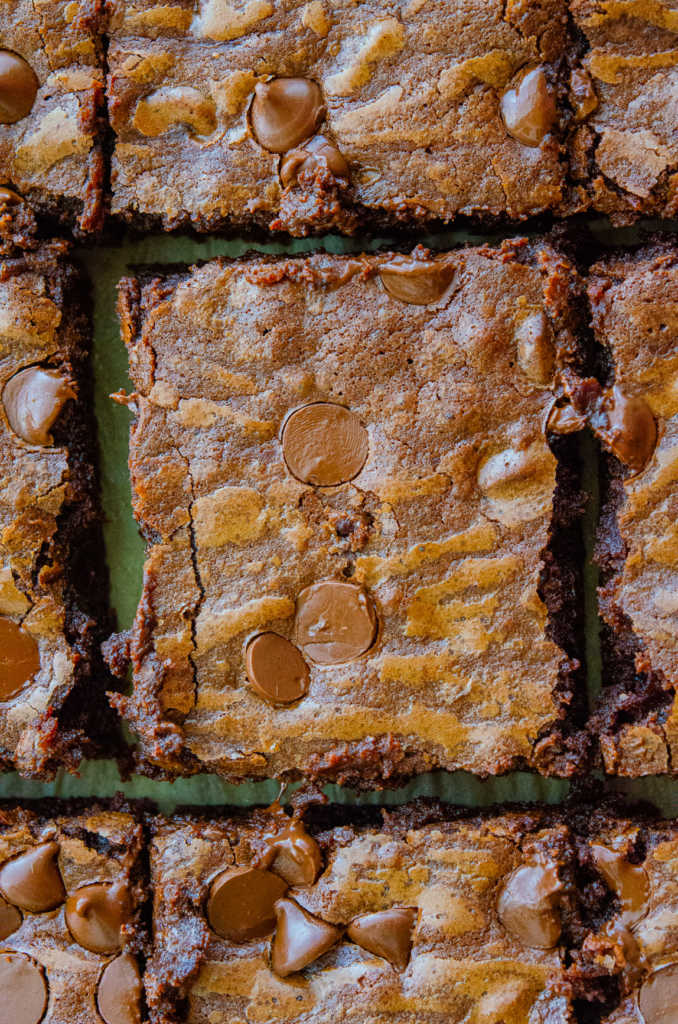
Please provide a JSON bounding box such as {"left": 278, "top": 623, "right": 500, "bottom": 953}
{"left": 112, "top": 239, "right": 589, "bottom": 783}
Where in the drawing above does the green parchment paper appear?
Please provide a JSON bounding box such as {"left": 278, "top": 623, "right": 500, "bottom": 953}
{"left": 0, "top": 224, "right": 675, "bottom": 816}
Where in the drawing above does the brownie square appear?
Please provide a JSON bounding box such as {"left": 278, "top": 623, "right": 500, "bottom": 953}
{"left": 0, "top": 197, "right": 116, "bottom": 776}
{"left": 146, "top": 802, "right": 580, "bottom": 1024}
{"left": 569, "top": 0, "right": 678, "bottom": 221}
{"left": 0, "top": 800, "right": 146, "bottom": 1024}
{"left": 0, "top": 0, "right": 106, "bottom": 236}
{"left": 576, "top": 807, "right": 678, "bottom": 1024}
{"left": 585, "top": 246, "right": 678, "bottom": 776}
{"left": 111, "top": 239, "right": 589, "bottom": 783}
{"left": 106, "top": 0, "right": 575, "bottom": 236}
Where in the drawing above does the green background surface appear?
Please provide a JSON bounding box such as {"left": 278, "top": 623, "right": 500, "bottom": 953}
{"left": 0, "top": 224, "right": 676, "bottom": 816}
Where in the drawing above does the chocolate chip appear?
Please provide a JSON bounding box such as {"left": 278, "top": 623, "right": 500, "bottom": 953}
{"left": 0, "top": 186, "right": 22, "bottom": 206}
{"left": 347, "top": 907, "right": 417, "bottom": 970}
{"left": 590, "top": 845, "right": 649, "bottom": 925}
{"left": 0, "top": 953, "right": 47, "bottom": 1024}
{"left": 546, "top": 401, "right": 587, "bottom": 435}
{"left": 206, "top": 867, "right": 288, "bottom": 942}
{"left": 0, "top": 51, "right": 39, "bottom": 124}
{"left": 590, "top": 386, "right": 657, "bottom": 475}
{"left": 250, "top": 78, "right": 325, "bottom": 153}
{"left": 281, "top": 402, "right": 368, "bottom": 487}
{"left": 639, "top": 964, "right": 678, "bottom": 1024}
{"left": 515, "top": 311, "right": 555, "bottom": 386}
{"left": 0, "top": 841, "right": 64, "bottom": 913}
{"left": 280, "top": 135, "right": 349, "bottom": 187}
{"left": 295, "top": 580, "right": 377, "bottom": 665}
{"left": 65, "top": 882, "right": 130, "bottom": 954}
{"left": 0, "top": 617, "right": 40, "bottom": 701}
{"left": 497, "top": 861, "right": 562, "bottom": 949}
{"left": 258, "top": 814, "right": 322, "bottom": 887}
{"left": 0, "top": 894, "right": 21, "bottom": 939}
{"left": 270, "top": 897, "right": 341, "bottom": 977}
{"left": 245, "top": 632, "right": 310, "bottom": 705}
{"left": 3, "top": 367, "right": 76, "bottom": 446}
{"left": 500, "top": 66, "right": 557, "bottom": 147}
{"left": 569, "top": 68, "right": 598, "bottom": 121}
{"left": 378, "top": 256, "right": 455, "bottom": 305}
{"left": 96, "top": 954, "right": 142, "bottom": 1024}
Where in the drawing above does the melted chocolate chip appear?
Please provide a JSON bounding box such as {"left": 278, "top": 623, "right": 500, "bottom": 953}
{"left": 590, "top": 386, "right": 657, "bottom": 475}
{"left": 0, "top": 953, "right": 47, "bottom": 1024}
{"left": 280, "top": 135, "right": 349, "bottom": 187}
{"left": 65, "top": 882, "right": 130, "bottom": 954}
{"left": 639, "top": 964, "right": 678, "bottom": 1024}
{"left": 271, "top": 897, "right": 341, "bottom": 977}
{"left": 282, "top": 402, "right": 369, "bottom": 487}
{"left": 0, "top": 894, "right": 21, "bottom": 939}
{"left": 497, "top": 862, "right": 562, "bottom": 949}
{"left": 347, "top": 907, "right": 417, "bottom": 970}
{"left": 245, "top": 632, "right": 310, "bottom": 705}
{"left": 0, "top": 186, "right": 22, "bottom": 206}
{"left": 207, "top": 867, "right": 287, "bottom": 942}
{"left": 258, "top": 810, "right": 322, "bottom": 887}
{"left": 500, "top": 66, "right": 557, "bottom": 147}
{"left": 0, "top": 51, "right": 39, "bottom": 124}
{"left": 0, "top": 618, "right": 40, "bottom": 702}
{"left": 0, "top": 841, "right": 64, "bottom": 913}
{"left": 295, "top": 580, "right": 378, "bottom": 665}
{"left": 250, "top": 78, "right": 325, "bottom": 153}
{"left": 569, "top": 68, "right": 598, "bottom": 121}
{"left": 3, "top": 367, "right": 76, "bottom": 446}
{"left": 546, "top": 401, "right": 587, "bottom": 436}
{"left": 378, "top": 257, "right": 455, "bottom": 305}
{"left": 590, "top": 844, "right": 649, "bottom": 925}
{"left": 96, "top": 954, "right": 142, "bottom": 1024}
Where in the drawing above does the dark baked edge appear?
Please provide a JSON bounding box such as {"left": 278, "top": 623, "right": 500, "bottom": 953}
{"left": 108, "top": 238, "right": 592, "bottom": 784}
{"left": 0, "top": 226, "right": 123, "bottom": 776}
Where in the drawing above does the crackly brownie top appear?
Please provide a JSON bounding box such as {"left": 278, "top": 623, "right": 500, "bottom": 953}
{"left": 581, "top": 811, "right": 678, "bottom": 1024}
{"left": 0, "top": 802, "right": 144, "bottom": 1024}
{"left": 587, "top": 247, "right": 678, "bottom": 775}
{"left": 107, "top": 0, "right": 573, "bottom": 232}
{"left": 148, "top": 804, "right": 577, "bottom": 1024}
{"left": 569, "top": 0, "right": 678, "bottom": 219}
{"left": 120, "top": 240, "right": 584, "bottom": 781}
{"left": 0, "top": 0, "right": 104, "bottom": 233}
{"left": 0, "top": 202, "right": 89, "bottom": 773}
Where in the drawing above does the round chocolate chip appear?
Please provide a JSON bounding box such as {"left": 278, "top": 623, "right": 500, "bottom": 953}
{"left": 0, "top": 895, "right": 22, "bottom": 939}
{"left": 497, "top": 862, "right": 562, "bottom": 949}
{"left": 295, "top": 580, "right": 377, "bottom": 666}
{"left": 378, "top": 257, "right": 455, "bottom": 305}
{"left": 0, "top": 841, "right": 64, "bottom": 914}
{"left": 96, "top": 954, "right": 142, "bottom": 1024}
{"left": 271, "top": 897, "right": 342, "bottom": 978}
{"left": 639, "top": 964, "right": 678, "bottom": 1024}
{"left": 206, "top": 866, "right": 288, "bottom": 942}
{"left": 3, "top": 367, "right": 76, "bottom": 446}
{"left": 259, "top": 815, "right": 322, "bottom": 887}
{"left": 500, "top": 66, "right": 557, "bottom": 147}
{"left": 65, "top": 882, "right": 129, "bottom": 954}
{"left": 282, "top": 402, "right": 368, "bottom": 487}
{"left": 347, "top": 907, "right": 417, "bottom": 970}
{"left": 280, "top": 135, "right": 349, "bottom": 187}
{"left": 591, "top": 386, "right": 657, "bottom": 476}
{"left": 0, "top": 51, "right": 39, "bottom": 124}
{"left": 0, "top": 618, "right": 40, "bottom": 702}
{"left": 0, "top": 952, "right": 47, "bottom": 1024}
{"left": 250, "top": 78, "right": 325, "bottom": 153}
{"left": 245, "top": 632, "right": 310, "bottom": 705}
